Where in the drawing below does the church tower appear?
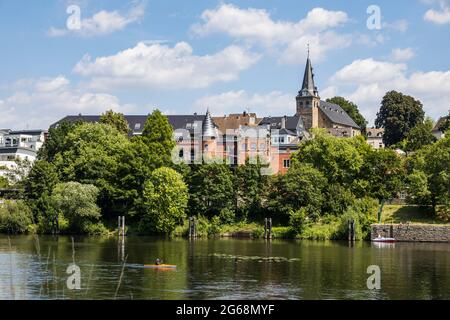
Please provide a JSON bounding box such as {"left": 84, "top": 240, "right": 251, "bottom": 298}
{"left": 296, "top": 50, "right": 320, "bottom": 130}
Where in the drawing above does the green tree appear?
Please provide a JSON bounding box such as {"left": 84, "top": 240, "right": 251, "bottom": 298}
{"left": 54, "top": 123, "right": 130, "bottom": 215}
{"left": 292, "top": 129, "right": 367, "bottom": 188}
{"left": 50, "top": 182, "right": 102, "bottom": 233}
{"left": 326, "top": 96, "right": 368, "bottom": 132}
{"left": 100, "top": 110, "right": 130, "bottom": 135}
{"left": 141, "top": 109, "right": 176, "bottom": 166}
{"left": 0, "top": 200, "right": 33, "bottom": 234}
{"left": 0, "top": 176, "right": 9, "bottom": 189}
{"left": 234, "top": 157, "right": 269, "bottom": 218}
{"left": 24, "top": 161, "right": 59, "bottom": 200}
{"left": 375, "top": 91, "right": 425, "bottom": 146}
{"left": 358, "top": 148, "right": 405, "bottom": 201}
{"left": 38, "top": 121, "right": 78, "bottom": 162}
{"left": 268, "top": 163, "right": 327, "bottom": 220}
{"left": 188, "top": 163, "right": 235, "bottom": 217}
{"left": 404, "top": 118, "right": 436, "bottom": 152}
{"left": 407, "top": 135, "right": 450, "bottom": 216}
{"left": 141, "top": 167, "right": 188, "bottom": 234}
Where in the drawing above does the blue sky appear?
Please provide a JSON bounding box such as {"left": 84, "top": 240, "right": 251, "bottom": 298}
{"left": 0, "top": 0, "right": 449, "bottom": 129}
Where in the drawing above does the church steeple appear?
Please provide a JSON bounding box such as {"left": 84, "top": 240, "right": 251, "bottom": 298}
{"left": 296, "top": 48, "right": 320, "bottom": 130}
{"left": 299, "top": 48, "right": 319, "bottom": 98}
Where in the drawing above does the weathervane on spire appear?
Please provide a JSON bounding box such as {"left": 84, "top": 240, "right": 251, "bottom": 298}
{"left": 307, "top": 43, "right": 310, "bottom": 59}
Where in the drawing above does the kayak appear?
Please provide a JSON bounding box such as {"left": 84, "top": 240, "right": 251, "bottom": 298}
{"left": 372, "top": 237, "right": 396, "bottom": 243}
{"left": 144, "top": 264, "right": 177, "bottom": 269}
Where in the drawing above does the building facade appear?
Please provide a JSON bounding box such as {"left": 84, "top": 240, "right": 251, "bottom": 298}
{"left": 52, "top": 55, "right": 360, "bottom": 174}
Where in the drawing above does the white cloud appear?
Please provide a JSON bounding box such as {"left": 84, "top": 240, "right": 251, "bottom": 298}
{"left": 0, "top": 76, "right": 134, "bottom": 130}
{"left": 325, "top": 58, "right": 450, "bottom": 125}
{"left": 424, "top": 0, "right": 450, "bottom": 24}
{"left": 194, "top": 90, "right": 293, "bottom": 116}
{"left": 48, "top": 1, "right": 146, "bottom": 37}
{"left": 74, "top": 41, "right": 260, "bottom": 90}
{"left": 191, "top": 4, "right": 351, "bottom": 63}
{"left": 390, "top": 48, "right": 415, "bottom": 61}
{"left": 383, "top": 19, "right": 409, "bottom": 32}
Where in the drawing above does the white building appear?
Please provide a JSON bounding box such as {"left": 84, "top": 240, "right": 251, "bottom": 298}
{"left": 366, "top": 128, "right": 385, "bottom": 149}
{"left": 432, "top": 115, "right": 448, "bottom": 140}
{"left": 0, "top": 129, "right": 46, "bottom": 177}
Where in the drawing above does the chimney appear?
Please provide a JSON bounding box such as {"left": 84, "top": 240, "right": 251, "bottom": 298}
{"left": 281, "top": 116, "right": 286, "bottom": 129}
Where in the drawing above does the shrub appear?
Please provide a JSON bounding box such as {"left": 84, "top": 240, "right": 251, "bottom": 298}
{"left": 336, "top": 197, "right": 378, "bottom": 240}
{"left": 289, "top": 209, "right": 308, "bottom": 235}
{"left": 0, "top": 200, "right": 34, "bottom": 234}
{"left": 218, "top": 208, "right": 236, "bottom": 224}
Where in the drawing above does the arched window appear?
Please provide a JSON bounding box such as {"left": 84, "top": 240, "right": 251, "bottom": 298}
{"left": 179, "top": 149, "right": 184, "bottom": 158}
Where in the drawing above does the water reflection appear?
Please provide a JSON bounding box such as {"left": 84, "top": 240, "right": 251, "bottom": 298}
{"left": 0, "top": 235, "right": 448, "bottom": 300}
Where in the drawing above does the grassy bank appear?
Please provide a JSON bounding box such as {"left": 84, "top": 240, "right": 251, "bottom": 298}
{"left": 382, "top": 205, "right": 449, "bottom": 225}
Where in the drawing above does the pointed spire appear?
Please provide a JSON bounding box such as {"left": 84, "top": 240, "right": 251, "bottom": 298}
{"left": 300, "top": 46, "right": 319, "bottom": 97}
{"left": 202, "top": 108, "right": 216, "bottom": 138}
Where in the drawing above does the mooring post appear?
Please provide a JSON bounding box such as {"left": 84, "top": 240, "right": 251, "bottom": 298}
{"left": 264, "top": 218, "right": 268, "bottom": 239}
{"left": 268, "top": 218, "right": 272, "bottom": 239}
{"left": 122, "top": 216, "right": 125, "bottom": 236}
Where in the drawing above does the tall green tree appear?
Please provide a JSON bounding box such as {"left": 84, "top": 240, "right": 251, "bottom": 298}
{"left": 188, "top": 163, "right": 235, "bottom": 217}
{"left": 292, "top": 129, "right": 368, "bottom": 188}
{"left": 268, "top": 163, "right": 327, "bottom": 220}
{"left": 375, "top": 91, "right": 425, "bottom": 146}
{"left": 326, "top": 96, "right": 368, "bottom": 132}
{"left": 100, "top": 110, "right": 130, "bottom": 135}
{"left": 404, "top": 118, "right": 437, "bottom": 152}
{"left": 38, "top": 121, "right": 78, "bottom": 162}
{"left": 141, "top": 109, "right": 176, "bottom": 165}
{"left": 50, "top": 182, "right": 102, "bottom": 233}
{"left": 234, "top": 157, "right": 269, "bottom": 218}
{"left": 54, "top": 123, "right": 130, "bottom": 215}
{"left": 358, "top": 149, "right": 405, "bottom": 201}
{"left": 407, "top": 135, "right": 450, "bottom": 216}
{"left": 141, "top": 167, "right": 188, "bottom": 234}
{"left": 24, "top": 161, "right": 59, "bottom": 200}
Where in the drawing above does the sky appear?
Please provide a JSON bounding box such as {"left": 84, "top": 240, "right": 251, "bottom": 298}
{"left": 0, "top": 0, "right": 449, "bottom": 130}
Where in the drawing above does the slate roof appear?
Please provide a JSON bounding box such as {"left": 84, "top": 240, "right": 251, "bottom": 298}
{"left": 259, "top": 116, "right": 300, "bottom": 131}
{"left": 319, "top": 101, "right": 360, "bottom": 129}
{"left": 51, "top": 114, "right": 210, "bottom": 134}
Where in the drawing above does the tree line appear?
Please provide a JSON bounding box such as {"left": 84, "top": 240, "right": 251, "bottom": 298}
{"left": 0, "top": 92, "right": 448, "bottom": 236}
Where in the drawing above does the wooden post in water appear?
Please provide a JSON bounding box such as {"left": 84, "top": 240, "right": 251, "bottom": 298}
{"left": 268, "top": 218, "right": 272, "bottom": 240}
{"left": 122, "top": 216, "right": 125, "bottom": 236}
{"left": 189, "top": 217, "right": 196, "bottom": 239}
{"left": 264, "top": 218, "right": 267, "bottom": 239}
{"left": 118, "top": 216, "right": 121, "bottom": 236}
{"left": 348, "top": 219, "right": 356, "bottom": 242}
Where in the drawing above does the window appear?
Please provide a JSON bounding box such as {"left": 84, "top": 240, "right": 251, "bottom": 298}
{"left": 179, "top": 149, "right": 184, "bottom": 158}
{"left": 204, "top": 144, "right": 208, "bottom": 151}
{"left": 250, "top": 143, "right": 257, "bottom": 150}
{"left": 134, "top": 123, "right": 141, "bottom": 130}
{"left": 259, "top": 143, "right": 266, "bottom": 150}
{"left": 379, "top": 143, "right": 383, "bottom": 148}
{"left": 283, "top": 159, "right": 291, "bottom": 168}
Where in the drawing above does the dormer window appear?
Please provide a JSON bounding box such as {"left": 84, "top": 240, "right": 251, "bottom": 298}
{"left": 134, "top": 123, "right": 141, "bottom": 130}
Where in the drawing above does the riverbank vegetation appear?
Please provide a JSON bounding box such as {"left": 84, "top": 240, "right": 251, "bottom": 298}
{"left": 0, "top": 92, "right": 448, "bottom": 239}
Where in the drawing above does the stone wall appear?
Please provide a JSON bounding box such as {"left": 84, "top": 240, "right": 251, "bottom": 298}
{"left": 371, "top": 224, "right": 450, "bottom": 242}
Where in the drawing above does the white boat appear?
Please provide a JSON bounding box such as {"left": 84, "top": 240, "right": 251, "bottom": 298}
{"left": 372, "top": 236, "right": 396, "bottom": 243}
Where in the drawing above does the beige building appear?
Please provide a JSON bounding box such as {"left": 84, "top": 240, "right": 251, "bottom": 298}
{"left": 366, "top": 128, "right": 385, "bottom": 149}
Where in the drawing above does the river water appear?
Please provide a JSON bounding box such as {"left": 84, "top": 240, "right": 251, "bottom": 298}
{"left": 0, "top": 235, "right": 448, "bottom": 300}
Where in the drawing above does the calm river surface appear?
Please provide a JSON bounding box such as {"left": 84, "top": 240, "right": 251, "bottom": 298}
{"left": 0, "top": 235, "right": 449, "bottom": 300}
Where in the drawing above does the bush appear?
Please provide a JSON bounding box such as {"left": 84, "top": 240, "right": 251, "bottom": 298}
{"left": 336, "top": 197, "right": 378, "bottom": 240}
{"left": 0, "top": 200, "right": 34, "bottom": 234}
{"left": 289, "top": 209, "right": 308, "bottom": 235}
{"left": 219, "top": 208, "right": 236, "bottom": 224}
